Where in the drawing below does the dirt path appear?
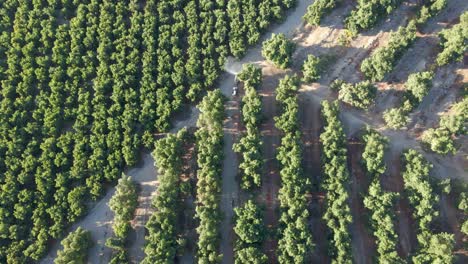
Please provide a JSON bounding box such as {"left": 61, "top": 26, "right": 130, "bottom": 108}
{"left": 347, "top": 141, "right": 376, "bottom": 264}
{"left": 381, "top": 146, "right": 417, "bottom": 259}
{"left": 258, "top": 69, "right": 285, "bottom": 262}
{"left": 298, "top": 89, "right": 328, "bottom": 263}
{"left": 220, "top": 98, "right": 240, "bottom": 263}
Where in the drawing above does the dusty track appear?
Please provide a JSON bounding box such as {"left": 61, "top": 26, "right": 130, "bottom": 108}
{"left": 347, "top": 142, "right": 376, "bottom": 264}
{"left": 298, "top": 89, "right": 327, "bottom": 263}
{"left": 381, "top": 149, "right": 417, "bottom": 259}
{"left": 258, "top": 69, "right": 284, "bottom": 263}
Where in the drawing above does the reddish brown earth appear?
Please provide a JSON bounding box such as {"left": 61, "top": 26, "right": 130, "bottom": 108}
{"left": 298, "top": 90, "right": 329, "bottom": 263}
{"left": 346, "top": 141, "right": 376, "bottom": 264}
{"left": 381, "top": 151, "right": 417, "bottom": 259}
{"left": 258, "top": 71, "right": 284, "bottom": 263}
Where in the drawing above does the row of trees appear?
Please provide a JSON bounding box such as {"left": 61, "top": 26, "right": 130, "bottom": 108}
{"left": 436, "top": 11, "right": 468, "bottom": 66}
{"left": 275, "top": 75, "right": 313, "bottom": 263}
{"left": 361, "top": 130, "right": 403, "bottom": 263}
{"left": 360, "top": 21, "right": 417, "bottom": 81}
{"left": 233, "top": 64, "right": 264, "bottom": 190}
{"left": 319, "top": 101, "right": 353, "bottom": 263}
{"left": 106, "top": 175, "right": 138, "bottom": 263}
{"left": 0, "top": 0, "right": 293, "bottom": 261}
{"left": 402, "top": 150, "right": 455, "bottom": 263}
{"left": 0, "top": 1, "right": 83, "bottom": 261}
{"left": 303, "top": 0, "right": 339, "bottom": 26}
{"left": 233, "top": 200, "right": 268, "bottom": 263}
{"left": 383, "top": 71, "right": 434, "bottom": 129}
{"left": 421, "top": 98, "right": 467, "bottom": 155}
{"left": 360, "top": 0, "right": 447, "bottom": 81}
{"left": 228, "top": 0, "right": 291, "bottom": 58}
{"left": 458, "top": 192, "right": 468, "bottom": 235}
{"left": 143, "top": 129, "right": 186, "bottom": 263}
{"left": 194, "top": 91, "right": 225, "bottom": 263}
{"left": 345, "top": 0, "right": 403, "bottom": 35}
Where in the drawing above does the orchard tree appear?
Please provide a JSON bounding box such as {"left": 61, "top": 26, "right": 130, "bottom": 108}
{"left": 55, "top": 227, "right": 91, "bottom": 264}
{"left": 109, "top": 174, "right": 137, "bottom": 238}
{"left": 301, "top": 54, "right": 322, "bottom": 82}
{"left": 337, "top": 81, "right": 377, "bottom": 109}
{"left": 262, "top": 33, "right": 295, "bottom": 69}
{"left": 303, "top": 0, "right": 338, "bottom": 26}
{"left": 436, "top": 11, "right": 467, "bottom": 66}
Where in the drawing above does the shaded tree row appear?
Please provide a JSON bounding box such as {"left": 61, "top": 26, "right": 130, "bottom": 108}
{"left": 319, "top": 100, "right": 353, "bottom": 263}
{"left": 275, "top": 75, "right": 313, "bottom": 263}
{"left": 233, "top": 64, "right": 264, "bottom": 190}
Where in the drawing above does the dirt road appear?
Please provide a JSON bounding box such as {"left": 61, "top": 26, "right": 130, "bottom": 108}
{"left": 298, "top": 89, "right": 328, "bottom": 263}
{"left": 219, "top": 98, "right": 240, "bottom": 263}
{"left": 347, "top": 142, "right": 376, "bottom": 264}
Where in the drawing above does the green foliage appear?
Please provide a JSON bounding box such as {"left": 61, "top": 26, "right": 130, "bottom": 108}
{"left": 412, "top": 232, "right": 455, "bottom": 264}
{"left": 0, "top": 0, "right": 295, "bottom": 262}
{"left": 461, "top": 220, "right": 468, "bottom": 235}
{"left": 402, "top": 149, "right": 438, "bottom": 230}
{"left": 416, "top": 0, "right": 448, "bottom": 25}
{"left": 383, "top": 106, "right": 409, "bottom": 129}
{"left": 234, "top": 200, "right": 265, "bottom": 245}
{"left": 235, "top": 247, "right": 268, "bottom": 264}
{"left": 234, "top": 200, "right": 267, "bottom": 264}
{"left": 262, "top": 33, "right": 296, "bottom": 69}
{"left": 106, "top": 173, "right": 137, "bottom": 264}
{"left": 301, "top": 54, "right": 322, "bottom": 82}
{"left": 233, "top": 64, "right": 264, "bottom": 190}
{"left": 364, "top": 181, "right": 403, "bottom": 264}
{"left": 458, "top": 192, "right": 468, "bottom": 212}
{"left": 421, "top": 128, "right": 456, "bottom": 155}
{"left": 361, "top": 22, "right": 417, "bottom": 81}
{"left": 421, "top": 98, "right": 467, "bottom": 155}
{"left": 362, "top": 129, "right": 388, "bottom": 175}
{"left": 54, "top": 227, "right": 91, "bottom": 264}
{"left": 275, "top": 75, "right": 313, "bottom": 263}
{"left": 384, "top": 71, "right": 434, "bottom": 129}
{"left": 195, "top": 91, "right": 225, "bottom": 263}
{"left": 109, "top": 175, "right": 138, "bottom": 238}
{"left": 436, "top": 11, "right": 468, "bottom": 66}
{"left": 402, "top": 149, "right": 454, "bottom": 263}
{"left": 303, "top": 0, "right": 339, "bottom": 26}
{"left": 337, "top": 80, "right": 377, "bottom": 109}
{"left": 362, "top": 130, "right": 403, "bottom": 263}
{"left": 346, "top": 0, "right": 403, "bottom": 35}
{"left": 143, "top": 129, "right": 186, "bottom": 264}
{"left": 320, "top": 101, "right": 353, "bottom": 263}
{"left": 228, "top": 0, "right": 292, "bottom": 58}
{"left": 404, "top": 71, "right": 433, "bottom": 105}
